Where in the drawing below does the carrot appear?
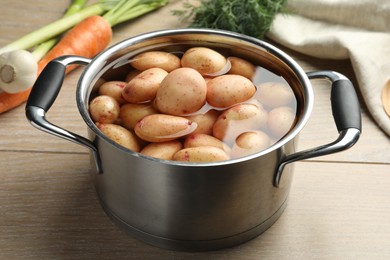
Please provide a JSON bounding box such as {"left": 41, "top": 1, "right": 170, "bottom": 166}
{"left": 39, "top": 15, "right": 112, "bottom": 73}
{"left": 0, "top": 0, "right": 168, "bottom": 114}
{"left": 0, "top": 16, "right": 111, "bottom": 114}
{"left": 0, "top": 89, "right": 32, "bottom": 113}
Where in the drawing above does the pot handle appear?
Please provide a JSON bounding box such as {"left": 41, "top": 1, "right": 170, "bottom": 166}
{"left": 274, "top": 71, "right": 361, "bottom": 187}
{"left": 25, "top": 56, "right": 102, "bottom": 173}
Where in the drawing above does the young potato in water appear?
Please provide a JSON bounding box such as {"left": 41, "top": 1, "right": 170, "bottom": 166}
{"left": 206, "top": 74, "right": 256, "bottom": 108}
{"left": 181, "top": 47, "right": 227, "bottom": 75}
{"left": 96, "top": 123, "right": 141, "bottom": 152}
{"left": 268, "top": 106, "right": 296, "bottom": 139}
{"left": 173, "top": 146, "right": 230, "bottom": 162}
{"left": 89, "top": 95, "right": 120, "bottom": 124}
{"left": 125, "top": 69, "right": 141, "bottom": 82}
{"left": 155, "top": 68, "right": 207, "bottom": 115}
{"left": 213, "top": 103, "right": 268, "bottom": 144}
{"left": 227, "top": 57, "right": 256, "bottom": 80}
{"left": 134, "top": 114, "right": 197, "bottom": 142}
{"left": 184, "top": 110, "right": 219, "bottom": 135}
{"left": 98, "top": 81, "right": 127, "bottom": 105}
{"left": 119, "top": 103, "right": 158, "bottom": 130}
{"left": 130, "top": 51, "right": 181, "bottom": 72}
{"left": 122, "top": 68, "right": 168, "bottom": 103}
{"left": 140, "top": 140, "right": 183, "bottom": 160}
{"left": 231, "top": 131, "right": 271, "bottom": 158}
{"left": 257, "top": 82, "right": 295, "bottom": 108}
{"left": 184, "top": 133, "right": 231, "bottom": 154}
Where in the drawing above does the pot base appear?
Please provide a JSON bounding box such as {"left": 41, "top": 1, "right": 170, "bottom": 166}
{"left": 99, "top": 198, "right": 289, "bottom": 251}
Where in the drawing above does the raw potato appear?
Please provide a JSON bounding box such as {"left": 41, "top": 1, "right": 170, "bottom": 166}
{"left": 125, "top": 69, "right": 141, "bottom": 82}
{"left": 98, "top": 81, "right": 127, "bottom": 105}
{"left": 119, "top": 103, "right": 157, "bottom": 130}
{"left": 141, "top": 140, "right": 183, "bottom": 160}
{"left": 89, "top": 46, "right": 298, "bottom": 163}
{"left": 213, "top": 104, "right": 268, "bottom": 144}
{"left": 130, "top": 51, "right": 181, "bottom": 72}
{"left": 185, "top": 109, "right": 219, "bottom": 135}
{"left": 89, "top": 95, "right": 120, "bottom": 124}
{"left": 184, "top": 133, "right": 231, "bottom": 154}
{"left": 267, "top": 106, "right": 296, "bottom": 139}
{"left": 122, "top": 68, "right": 168, "bottom": 103}
{"left": 227, "top": 57, "right": 256, "bottom": 80}
{"left": 96, "top": 123, "right": 140, "bottom": 152}
{"left": 94, "top": 78, "right": 107, "bottom": 89}
{"left": 155, "top": 68, "right": 207, "bottom": 115}
{"left": 181, "top": 47, "right": 227, "bottom": 75}
{"left": 173, "top": 146, "right": 230, "bottom": 162}
{"left": 257, "top": 82, "right": 295, "bottom": 108}
{"left": 206, "top": 74, "right": 256, "bottom": 108}
{"left": 101, "top": 64, "right": 132, "bottom": 82}
{"left": 231, "top": 131, "right": 271, "bottom": 158}
{"left": 134, "top": 114, "right": 197, "bottom": 142}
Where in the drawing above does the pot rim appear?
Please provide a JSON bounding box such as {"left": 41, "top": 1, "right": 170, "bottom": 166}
{"left": 77, "top": 28, "right": 314, "bottom": 167}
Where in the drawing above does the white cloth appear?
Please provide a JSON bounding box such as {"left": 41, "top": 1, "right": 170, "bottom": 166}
{"left": 267, "top": 0, "right": 390, "bottom": 136}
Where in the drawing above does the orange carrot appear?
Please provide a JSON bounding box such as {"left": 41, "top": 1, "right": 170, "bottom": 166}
{"left": 39, "top": 15, "right": 112, "bottom": 73}
{"left": 0, "top": 15, "right": 112, "bottom": 114}
{"left": 0, "top": 89, "right": 32, "bottom": 113}
{"left": 0, "top": 0, "right": 169, "bottom": 114}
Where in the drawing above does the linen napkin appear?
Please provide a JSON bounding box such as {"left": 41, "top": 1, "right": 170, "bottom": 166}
{"left": 266, "top": 0, "right": 390, "bottom": 137}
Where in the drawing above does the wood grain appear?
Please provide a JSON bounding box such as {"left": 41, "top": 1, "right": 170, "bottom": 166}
{"left": 1, "top": 153, "right": 389, "bottom": 259}
{"left": 0, "top": 1, "right": 389, "bottom": 259}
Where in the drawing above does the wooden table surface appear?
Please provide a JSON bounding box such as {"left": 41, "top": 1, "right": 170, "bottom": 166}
{"left": 1, "top": 1, "right": 390, "bottom": 259}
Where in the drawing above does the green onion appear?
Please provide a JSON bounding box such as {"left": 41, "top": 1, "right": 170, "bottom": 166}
{"left": 31, "top": 0, "right": 89, "bottom": 60}
{"left": 0, "top": 0, "right": 169, "bottom": 55}
{"left": 103, "top": 0, "right": 169, "bottom": 27}
{"left": 0, "top": 0, "right": 120, "bottom": 54}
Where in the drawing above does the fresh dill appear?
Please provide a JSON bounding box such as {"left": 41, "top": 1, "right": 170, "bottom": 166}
{"left": 172, "top": 0, "right": 287, "bottom": 39}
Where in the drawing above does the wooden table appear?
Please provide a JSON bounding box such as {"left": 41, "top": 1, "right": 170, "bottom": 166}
{"left": 1, "top": 1, "right": 389, "bottom": 259}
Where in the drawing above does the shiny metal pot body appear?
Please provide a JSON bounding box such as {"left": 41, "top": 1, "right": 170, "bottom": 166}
{"left": 26, "top": 29, "right": 361, "bottom": 251}
{"left": 92, "top": 130, "right": 294, "bottom": 250}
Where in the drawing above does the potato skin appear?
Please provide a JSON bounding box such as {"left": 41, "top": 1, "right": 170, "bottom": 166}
{"left": 119, "top": 103, "right": 157, "bottom": 130}
{"left": 122, "top": 68, "right": 168, "bottom": 103}
{"left": 140, "top": 140, "right": 183, "bottom": 160}
{"left": 134, "top": 114, "right": 197, "bottom": 142}
{"left": 227, "top": 56, "right": 256, "bottom": 80}
{"left": 213, "top": 104, "right": 268, "bottom": 144}
{"left": 257, "top": 82, "right": 295, "bottom": 109}
{"left": 181, "top": 47, "right": 227, "bottom": 75}
{"left": 231, "top": 131, "right": 271, "bottom": 158}
{"left": 98, "top": 81, "right": 127, "bottom": 105}
{"left": 89, "top": 95, "right": 120, "bottom": 124}
{"left": 267, "top": 106, "right": 296, "bottom": 139}
{"left": 184, "top": 133, "right": 231, "bottom": 154}
{"left": 96, "top": 123, "right": 140, "bottom": 152}
{"left": 206, "top": 74, "right": 256, "bottom": 108}
{"left": 89, "top": 46, "right": 298, "bottom": 163}
{"left": 184, "top": 109, "right": 219, "bottom": 135}
{"left": 130, "top": 51, "right": 181, "bottom": 72}
{"left": 125, "top": 70, "right": 141, "bottom": 82}
{"left": 173, "top": 146, "right": 230, "bottom": 162}
{"left": 155, "top": 68, "right": 207, "bottom": 115}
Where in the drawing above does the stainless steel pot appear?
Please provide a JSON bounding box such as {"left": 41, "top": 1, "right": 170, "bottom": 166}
{"left": 25, "top": 29, "right": 361, "bottom": 251}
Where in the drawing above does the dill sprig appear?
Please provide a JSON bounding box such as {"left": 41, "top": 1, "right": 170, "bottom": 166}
{"left": 172, "top": 0, "right": 287, "bottom": 39}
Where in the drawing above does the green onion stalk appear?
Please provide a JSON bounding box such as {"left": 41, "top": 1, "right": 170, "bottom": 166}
{"left": 0, "top": 0, "right": 110, "bottom": 54}
{"left": 0, "top": 0, "right": 168, "bottom": 98}
{"left": 31, "top": 0, "right": 88, "bottom": 60}
{"left": 0, "top": 0, "right": 168, "bottom": 55}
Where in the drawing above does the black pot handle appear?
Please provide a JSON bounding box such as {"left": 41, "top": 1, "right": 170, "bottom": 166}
{"left": 274, "top": 71, "right": 361, "bottom": 187}
{"left": 25, "top": 56, "right": 102, "bottom": 173}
